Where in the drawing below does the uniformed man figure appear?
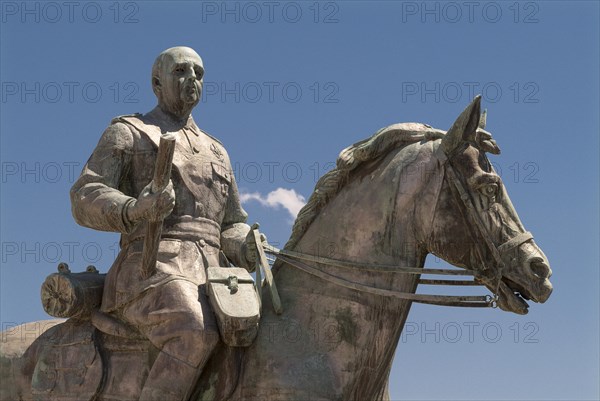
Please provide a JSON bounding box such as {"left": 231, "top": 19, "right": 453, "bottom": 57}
{"left": 70, "top": 47, "right": 257, "bottom": 400}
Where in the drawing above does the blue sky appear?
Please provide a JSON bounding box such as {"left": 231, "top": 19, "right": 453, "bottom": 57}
{"left": 1, "top": 1, "right": 598, "bottom": 400}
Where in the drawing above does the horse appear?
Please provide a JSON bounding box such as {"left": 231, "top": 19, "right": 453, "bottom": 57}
{"left": 0, "top": 96, "right": 552, "bottom": 401}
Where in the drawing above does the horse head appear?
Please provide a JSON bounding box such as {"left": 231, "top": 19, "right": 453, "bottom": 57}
{"left": 427, "top": 96, "right": 553, "bottom": 314}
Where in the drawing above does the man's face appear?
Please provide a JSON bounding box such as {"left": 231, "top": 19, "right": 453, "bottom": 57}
{"left": 156, "top": 47, "right": 204, "bottom": 116}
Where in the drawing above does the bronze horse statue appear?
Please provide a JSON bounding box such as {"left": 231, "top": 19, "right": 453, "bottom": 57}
{"left": 0, "top": 96, "right": 552, "bottom": 401}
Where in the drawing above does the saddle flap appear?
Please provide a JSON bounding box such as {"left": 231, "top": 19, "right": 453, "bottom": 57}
{"left": 31, "top": 321, "right": 103, "bottom": 400}
{"left": 207, "top": 267, "right": 260, "bottom": 347}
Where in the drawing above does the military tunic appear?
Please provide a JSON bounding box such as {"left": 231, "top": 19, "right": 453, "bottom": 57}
{"left": 70, "top": 107, "right": 250, "bottom": 366}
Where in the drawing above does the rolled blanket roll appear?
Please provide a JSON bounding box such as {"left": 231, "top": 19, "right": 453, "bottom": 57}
{"left": 41, "top": 263, "right": 106, "bottom": 319}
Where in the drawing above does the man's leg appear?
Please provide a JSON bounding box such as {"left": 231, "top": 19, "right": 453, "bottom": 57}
{"left": 123, "top": 279, "right": 220, "bottom": 401}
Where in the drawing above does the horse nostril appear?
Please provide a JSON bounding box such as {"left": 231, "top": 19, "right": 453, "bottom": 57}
{"left": 530, "top": 258, "right": 551, "bottom": 279}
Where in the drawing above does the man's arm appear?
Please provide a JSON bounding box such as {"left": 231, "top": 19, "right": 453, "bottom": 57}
{"left": 220, "top": 160, "right": 254, "bottom": 270}
{"left": 71, "top": 122, "right": 175, "bottom": 234}
{"left": 70, "top": 122, "right": 137, "bottom": 233}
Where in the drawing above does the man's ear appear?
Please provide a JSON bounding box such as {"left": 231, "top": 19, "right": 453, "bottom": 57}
{"left": 152, "top": 75, "right": 162, "bottom": 96}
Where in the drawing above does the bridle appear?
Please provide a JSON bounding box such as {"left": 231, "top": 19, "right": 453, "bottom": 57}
{"left": 264, "top": 141, "right": 534, "bottom": 309}
{"left": 438, "top": 144, "right": 533, "bottom": 296}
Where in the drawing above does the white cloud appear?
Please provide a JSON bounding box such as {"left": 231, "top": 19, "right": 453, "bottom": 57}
{"left": 240, "top": 188, "right": 306, "bottom": 220}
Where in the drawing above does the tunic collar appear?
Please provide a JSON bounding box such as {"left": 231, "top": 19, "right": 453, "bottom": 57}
{"left": 144, "top": 106, "right": 199, "bottom": 136}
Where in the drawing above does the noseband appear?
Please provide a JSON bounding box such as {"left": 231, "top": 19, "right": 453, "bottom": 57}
{"left": 265, "top": 143, "right": 533, "bottom": 309}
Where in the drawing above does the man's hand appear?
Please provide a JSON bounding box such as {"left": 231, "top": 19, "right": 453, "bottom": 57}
{"left": 126, "top": 180, "right": 176, "bottom": 223}
{"left": 244, "top": 223, "right": 268, "bottom": 267}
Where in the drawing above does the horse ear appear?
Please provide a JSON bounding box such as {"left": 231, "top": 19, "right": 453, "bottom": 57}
{"left": 441, "top": 95, "right": 481, "bottom": 155}
{"left": 479, "top": 109, "right": 487, "bottom": 129}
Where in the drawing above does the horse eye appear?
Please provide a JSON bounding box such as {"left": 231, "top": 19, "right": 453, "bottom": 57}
{"left": 480, "top": 183, "right": 498, "bottom": 198}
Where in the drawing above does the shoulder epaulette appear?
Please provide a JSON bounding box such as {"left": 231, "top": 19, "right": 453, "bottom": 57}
{"left": 198, "top": 127, "right": 225, "bottom": 147}
{"left": 111, "top": 113, "right": 143, "bottom": 125}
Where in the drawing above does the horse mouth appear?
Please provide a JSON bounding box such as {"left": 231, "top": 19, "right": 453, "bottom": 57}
{"left": 497, "top": 278, "right": 534, "bottom": 315}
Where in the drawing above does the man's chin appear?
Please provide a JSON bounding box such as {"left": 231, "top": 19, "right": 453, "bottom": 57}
{"left": 160, "top": 102, "right": 197, "bottom": 120}
{"left": 181, "top": 94, "right": 200, "bottom": 107}
{"left": 181, "top": 87, "right": 199, "bottom": 102}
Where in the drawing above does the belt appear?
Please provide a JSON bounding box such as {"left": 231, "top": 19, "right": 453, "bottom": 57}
{"left": 121, "top": 216, "right": 221, "bottom": 249}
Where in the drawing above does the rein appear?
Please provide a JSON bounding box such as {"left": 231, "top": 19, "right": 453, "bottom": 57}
{"left": 264, "top": 244, "right": 496, "bottom": 308}
{"left": 263, "top": 142, "right": 534, "bottom": 310}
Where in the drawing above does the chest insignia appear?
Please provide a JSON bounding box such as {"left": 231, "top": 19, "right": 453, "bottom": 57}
{"left": 210, "top": 143, "right": 224, "bottom": 162}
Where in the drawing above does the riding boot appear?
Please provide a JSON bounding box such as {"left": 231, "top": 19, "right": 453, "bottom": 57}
{"left": 139, "top": 351, "right": 200, "bottom": 401}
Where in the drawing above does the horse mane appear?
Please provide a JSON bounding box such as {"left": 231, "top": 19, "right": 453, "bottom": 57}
{"left": 283, "top": 122, "right": 445, "bottom": 250}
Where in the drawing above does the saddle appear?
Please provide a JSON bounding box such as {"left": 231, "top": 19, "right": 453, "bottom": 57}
{"left": 33, "top": 264, "right": 260, "bottom": 400}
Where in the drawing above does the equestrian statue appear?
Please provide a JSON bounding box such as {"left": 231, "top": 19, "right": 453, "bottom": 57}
{"left": 0, "top": 47, "right": 553, "bottom": 401}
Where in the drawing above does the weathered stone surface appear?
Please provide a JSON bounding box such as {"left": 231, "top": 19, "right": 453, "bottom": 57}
{"left": 0, "top": 320, "right": 64, "bottom": 401}
{"left": 1, "top": 320, "right": 64, "bottom": 359}
{"left": 0, "top": 49, "right": 552, "bottom": 400}
{"left": 206, "top": 267, "right": 260, "bottom": 347}
{"left": 67, "top": 46, "right": 259, "bottom": 400}
{"left": 41, "top": 268, "right": 105, "bottom": 319}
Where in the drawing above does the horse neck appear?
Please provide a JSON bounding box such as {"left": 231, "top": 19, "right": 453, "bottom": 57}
{"left": 271, "top": 143, "right": 439, "bottom": 397}
{"left": 292, "top": 140, "right": 437, "bottom": 274}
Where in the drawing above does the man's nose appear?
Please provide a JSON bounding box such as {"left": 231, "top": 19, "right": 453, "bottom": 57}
{"left": 183, "top": 67, "right": 196, "bottom": 81}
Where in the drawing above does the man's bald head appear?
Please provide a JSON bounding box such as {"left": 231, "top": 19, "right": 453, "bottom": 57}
{"left": 151, "top": 47, "right": 204, "bottom": 119}
{"left": 152, "top": 47, "right": 204, "bottom": 95}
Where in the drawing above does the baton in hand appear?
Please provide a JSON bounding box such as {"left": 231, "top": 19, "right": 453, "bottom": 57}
{"left": 141, "top": 133, "right": 177, "bottom": 278}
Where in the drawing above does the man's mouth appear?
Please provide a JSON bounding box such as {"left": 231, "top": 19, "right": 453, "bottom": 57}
{"left": 181, "top": 86, "right": 198, "bottom": 102}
